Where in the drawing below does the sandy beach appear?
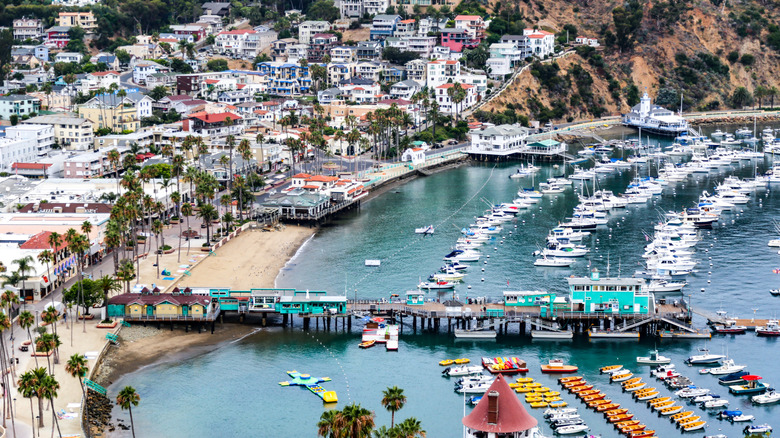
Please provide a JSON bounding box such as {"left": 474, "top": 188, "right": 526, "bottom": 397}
{"left": 84, "top": 224, "right": 316, "bottom": 436}
{"left": 172, "top": 225, "right": 316, "bottom": 290}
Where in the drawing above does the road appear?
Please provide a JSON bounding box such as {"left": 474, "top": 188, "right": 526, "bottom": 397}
{"left": 118, "top": 71, "right": 149, "bottom": 93}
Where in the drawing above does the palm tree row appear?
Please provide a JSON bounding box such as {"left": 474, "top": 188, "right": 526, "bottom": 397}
{"left": 366, "top": 104, "right": 414, "bottom": 161}
{"left": 317, "top": 387, "right": 424, "bottom": 438}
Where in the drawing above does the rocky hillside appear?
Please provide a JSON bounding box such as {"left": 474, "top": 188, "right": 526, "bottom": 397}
{"left": 478, "top": 0, "right": 780, "bottom": 124}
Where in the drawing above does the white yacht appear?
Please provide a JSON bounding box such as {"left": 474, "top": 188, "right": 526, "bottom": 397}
{"left": 622, "top": 92, "right": 689, "bottom": 136}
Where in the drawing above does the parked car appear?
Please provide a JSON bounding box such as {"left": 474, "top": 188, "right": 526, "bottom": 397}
{"left": 447, "top": 139, "right": 459, "bottom": 145}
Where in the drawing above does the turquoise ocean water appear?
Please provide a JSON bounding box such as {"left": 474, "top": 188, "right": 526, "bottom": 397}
{"left": 110, "top": 125, "right": 780, "bottom": 437}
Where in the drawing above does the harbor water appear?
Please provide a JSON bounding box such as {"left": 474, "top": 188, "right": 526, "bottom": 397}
{"left": 110, "top": 126, "right": 780, "bottom": 437}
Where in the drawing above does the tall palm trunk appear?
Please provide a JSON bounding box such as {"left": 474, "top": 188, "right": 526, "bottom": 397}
{"left": 128, "top": 406, "right": 136, "bottom": 438}
{"left": 186, "top": 215, "right": 191, "bottom": 255}
{"left": 49, "top": 398, "right": 61, "bottom": 438}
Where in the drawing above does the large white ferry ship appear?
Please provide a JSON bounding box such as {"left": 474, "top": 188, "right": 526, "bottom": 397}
{"left": 622, "top": 92, "right": 689, "bottom": 136}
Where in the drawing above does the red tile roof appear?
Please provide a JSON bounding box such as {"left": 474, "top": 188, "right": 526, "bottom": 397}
{"left": 301, "top": 184, "right": 319, "bottom": 189}
{"left": 12, "top": 163, "right": 52, "bottom": 170}
{"left": 204, "top": 79, "right": 220, "bottom": 84}
{"left": 292, "top": 173, "right": 312, "bottom": 178}
{"left": 90, "top": 71, "right": 120, "bottom": 76}
{"left": 218, "top": 29, "right": 257, "bottom": 35}
{"left": 455, "top": 15, "right": 482, "bottom": 20}
{"left": 20, "top": 231, "right": 68, "bottom": 251}
{"left": 437, "top": 83, "right": 473, "bottom": 89}
{"left": 190, "top": 112, "right": 241, "bottom": 124}
{"left": 462, "top": 375, "right": 537, "bottom": 433}
{"left": 109, "top": 293, "right": 211, "bottom": 307}
{"left": 400, "top": 19, "right": 416, "bottom": 24}
{"left": 308, "top": 175, "right": 339, "bottom": 182}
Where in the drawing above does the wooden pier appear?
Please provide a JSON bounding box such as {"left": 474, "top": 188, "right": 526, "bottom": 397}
{"left": 348, "top": 298, "right": 695, "bottom": 338}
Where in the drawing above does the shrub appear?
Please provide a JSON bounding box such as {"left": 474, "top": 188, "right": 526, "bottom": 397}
{"left": 740, "top": 54, "right": 755, "bottom": 66}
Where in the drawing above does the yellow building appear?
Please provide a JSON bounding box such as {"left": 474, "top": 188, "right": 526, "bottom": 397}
{"left": 78, "top": 94, "right": 145, "bottom": 133}
{"left": 58, "top": 12, "right": 97, "bottom": 33}
{"left": 108, "top": 290, "right": 214, "bottom": 320}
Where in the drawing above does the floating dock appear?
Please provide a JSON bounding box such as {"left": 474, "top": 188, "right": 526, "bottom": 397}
{"left": 279, "top": 371, "right": 337, "bottom": 403}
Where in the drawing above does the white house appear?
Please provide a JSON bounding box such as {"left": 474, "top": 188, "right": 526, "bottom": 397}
{"left": 575, "top": 37, "right": 599, "bottom": 47}
{"left": 298, "top": 21, "right": 331, "bottom": 45}
{"left": 434, "top": 83, "right": 477, "bottom": 114}
{"left": 486, "top": 57, "right": 511, "bottom": 77}
{"left": 132, "top": 61, "right": 170, "bottom": 85}
{"left": 390, "top": 79, "right": 421, "bottom": 101}
{"left": 426, "top": 60, "right": 460, "bottom": 88}
{"left": 330, "top": 46, "right": 356, "bottom": 63}
{"left": 78, "top": 71, "right": 121, "bottom": 93}
{"left": 402, "top": 147, "right": 425, "bottom": 165}
{"left": 215, "top": 29, "right": 261, "bottom": 58}
{"left": 0, "top": 135, "right": 40, "bottom": 172}
{"left": 468, "top": 124, "right": 529, "bottom": 154}
{"left": 522, "top": 29, "right": 555, "bottom": 58}
{"left": 54, "top": 52, "right": 82, "bottom": 63}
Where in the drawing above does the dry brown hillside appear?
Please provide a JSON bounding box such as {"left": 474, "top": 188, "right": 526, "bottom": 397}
{"left": 478, "top": 0, "right": 780, "bottom": 123}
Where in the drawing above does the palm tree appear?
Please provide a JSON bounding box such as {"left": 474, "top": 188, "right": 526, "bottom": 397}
{"left": 17, "top": 370, "right": 38, "bottom": 437}
{"left": 338, "top": 403, "right": 375, "bottom": 438}
{"left": 35, "top": 333, "right": 55, "bottom": 372}
{"left": 0, "top": 312, "right": 15, "bottom": 434}
{"left": 37, "top": 250, "right": 53, "bottom": 299}
{"left": 65, "top": 353, "right": 89, "bottom": 432}
{"left": 40, "top": 306, "right": 61, "bottom": 363}
{"left": 30, "top": 367, "right": 47, "bottom": 428}
{"left": 0, "top": 290, "right": 19, "bottom": 345}
{"left": 6, "top": 255, "right": 34, "bottom": 305}
{"left": 181, "top": 203, "right": 194, "bottom": 255}
{"left": 317, "top": 409, "right": 340, "bottom": 438}
{"left": 40, "top": 372, "right": 61, "bottom": 438}
{"left": 152, "top": 219, "right": 163, "bottom": 278}
{"left": 170, "top": 191, "right": 183, "bottom": 262}
{"left": 47, "top": 232, "right": 62, "bottom": 287}
{"left": 18, "top": 311, "right": 37, "bottom": 367}
{"left": 380, "top": 386, "right": 406, "bottom": 428}
{"left": 116, "top": 260, "right": 135, "bottom": 294}
{"left": 769, "top": 86, "right": 779, "bottom": 109}
{"left": 395, "top": 418, "right": 426, "bottom": 438}
{"left": 116, "top": 386, "right": 140, "bottom": 438}
{"left": 198, "top": 204, "right": 218, "bottom": 243}
{"left": 94, "top": 275, "right": 121, "bottom": 311}
{"left": 372, "top": 426, "right": 394, "bottom": 438}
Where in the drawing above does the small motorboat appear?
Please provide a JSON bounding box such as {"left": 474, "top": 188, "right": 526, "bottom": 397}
{"left": 733, "top": 414, "right": 755, "bottom": 422}
{"left": 703, "top": 399, "right": 729, "bottom": 408}
{"left": 636, "top": 350, "right": 671, "bottom": 365}
{"left": 466, "top": 396, "right": 482, "bottom": 405}
{"left": 358, "top": 340, "right": 376, "bottom": 348}
{"left": 558, "top": 376, "right": 582, "bottom": 383}
{"left": 629, "top": 431, "right": 654, "bottom": 438}
{"left": 756, "top": 319, "right": 780, "bottom": 336}
{"left": 599, "top": 365, "right": 623, "bottom": 374}
{"left": 752, "top": 390, "right": 780, "bottom": 404}
{"left": 729, "top": 375, "right": 770, "bottom": 395}
{"left": 670, "top": 410, "right": 694, "bottom": 421}
{"left": 534, "top": 256, "right": 576, "bottom": 267}
{"left": 713, "top": 319, "right": 748, "bottom": 334}
{"left": 548, "top": 401, "right": 568, "bottom": 408}
{"left": 442, "top": 365, "right": 483, "bottom": 377}
{"left": 686, "top": 348, "right": 725, "bottom": 364}
{"left": 554, "top": 424, "right": 589, "bottom": 435}
{"left": 681, "top": 421, "right": 706, "bottom": 431}
{"left": 414, "top": 225, "right": 435, "bottom": 235}
{"left": 743, "top": 424, "right": 772, "bottom": 434}
{"left": 635, "top": 391, "right": 659, "bottom": 401}
{"left": 659, "top": 405, "right": 683, "bottom": 415}
{"left": 701, "top": 358, "right": 747, "bottom": 375}
{"left": 611, "top": 372, "right": 634, "bottom": 383}
{"left": 541, "top": 359, "right": 578, "bottom": 374}
{"left": 719, "top": 370, "right": 749, "bottom": 385}
{"left": 418, "top": 281, "right": 456, "bottom": 290}
{"left": 771, "top": 289, "right": 780, "bottom": 296}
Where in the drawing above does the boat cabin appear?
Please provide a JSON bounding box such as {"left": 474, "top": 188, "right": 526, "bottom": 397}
{"left": 406, "top": 291, "right": 425, "bottom": 305}
{"left": 567, "top": 270, "right": 652, "bottom": 315}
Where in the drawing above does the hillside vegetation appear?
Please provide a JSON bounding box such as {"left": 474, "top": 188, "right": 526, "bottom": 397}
{"left": 479, "top": 0, "right": 780, "bottom": 123}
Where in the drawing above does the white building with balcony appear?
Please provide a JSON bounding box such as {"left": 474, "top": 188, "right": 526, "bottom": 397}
{"left": 5, "top": 124, "right": 54, "bottom": 157}
{"left": 299, "top": 21, "right": 331, "bottom": 45}
{"left": 468, "top": 124, "right": 530, "bottom": 154}
{"left": 215, "top": 29, "right": 261, "bottom": 58}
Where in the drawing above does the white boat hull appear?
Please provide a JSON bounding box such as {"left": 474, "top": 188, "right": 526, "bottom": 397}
{"left": 454, "top": 329, "right": 497, "bottom": 339}
{"left": 531, "top": 330, "right": 574, "bottom": 339}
